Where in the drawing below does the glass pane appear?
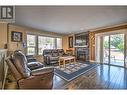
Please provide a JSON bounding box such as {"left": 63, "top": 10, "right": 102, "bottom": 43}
{"left": 27, "top": 35, "right": 36, "bottom": 55}
{"left": 110, "top": 34, "right": 124, "bottom": 66}
{"left": 27, "top": 47, "right": 36, "bottom": 55}
{"left": 38, "top": 36, "right": 56, "bottom": 55}
{"left": 103, "top": 36, "right": 109, "bottom": 63}
{"left": 57, "top": 38, "right": 62, "bottom": 49}
{"left": 27, "top": 35, "right": 36, "bottom": 47}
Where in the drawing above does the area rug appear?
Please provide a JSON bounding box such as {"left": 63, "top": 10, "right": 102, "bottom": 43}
{"left": 54, "top": 61, "right": 99, "bottom": 81}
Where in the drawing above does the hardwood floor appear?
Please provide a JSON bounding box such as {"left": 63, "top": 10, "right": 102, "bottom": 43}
{"left": 4, "top": 64, "right": 127, "bottom": 89}
{"left": 53, "top": 64, "right": 127, "bottom": 89}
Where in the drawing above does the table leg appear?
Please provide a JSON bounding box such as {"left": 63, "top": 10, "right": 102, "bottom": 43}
{"left": 63, "top": 60, "right": 66, "bottom": 68}
{"left": 59, "top": 59, "right": 63, "bottom": 68}
{"left": 74, "top": 58, "right": 76, "bottom": 63}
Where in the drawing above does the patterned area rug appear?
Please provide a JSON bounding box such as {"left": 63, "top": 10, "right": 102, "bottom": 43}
{"left": 56, "top": 62, "right": 88, "bottom": 74}
{"left": 55, "top": 61, "right": 98, "bottom": 81}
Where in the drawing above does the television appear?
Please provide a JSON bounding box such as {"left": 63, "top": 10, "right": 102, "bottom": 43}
{"left": 75, "top": 32, "right": 89, "bottom": 47}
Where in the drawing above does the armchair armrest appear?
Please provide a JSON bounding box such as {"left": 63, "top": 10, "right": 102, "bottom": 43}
{"left": 31, "top": 67, "right": 54, "bottom": 76}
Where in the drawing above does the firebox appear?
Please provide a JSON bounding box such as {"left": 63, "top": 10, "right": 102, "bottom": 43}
{"left": 76, "top": 47, "right": 89, "bottom": 61}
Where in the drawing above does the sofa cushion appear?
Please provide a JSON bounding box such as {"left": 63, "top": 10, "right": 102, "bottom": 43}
{"left": 52, "top": 50, "right": 58, "bottom": 57}
{"left": 58, "top": 49, "right": 64, "bottom": 56}
{"left": 50, "top": 56, "right": 59, "bottom": 61}
{"left": 43, "top": 49, "right": 52, "bottom": 56}
{"left": 43, "top": 49, "right": 66, "bottom": 65}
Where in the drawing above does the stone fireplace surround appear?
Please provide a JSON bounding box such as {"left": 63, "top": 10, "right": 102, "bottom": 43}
{"left": 75, "top": 47, "right": 89, "bottom": 61}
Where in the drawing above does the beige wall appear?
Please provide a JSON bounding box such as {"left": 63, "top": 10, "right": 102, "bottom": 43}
{"left": 8, "top": 25, "right": 26, "bottom": 53}
{"left": 62, "top": 36, "right": 68, "bottom": 52}
{"left": 0, "top": 23, "right": 7, "bottom": 49}
{"left": 62, "top": 34, "right": 75, "bottom": 55}
{"left": 8, "top": 24, "right": 62, "bottom": 53}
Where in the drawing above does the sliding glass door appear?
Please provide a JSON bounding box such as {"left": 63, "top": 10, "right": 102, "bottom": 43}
{"left": 110, "top": 34, "right": 124, "bottom": 66}
{"left": 103, "top": 36, "right": 109, "bottom": 64}
{"left": 103, "top": 33, "right": 125, "bottom": 67}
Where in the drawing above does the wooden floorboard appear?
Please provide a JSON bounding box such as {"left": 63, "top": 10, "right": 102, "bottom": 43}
{"left": 53, "top": 64, "right": 127, "bottom": 89}
{"left": 4, "top": 64, "right": 127, "bottom": 89}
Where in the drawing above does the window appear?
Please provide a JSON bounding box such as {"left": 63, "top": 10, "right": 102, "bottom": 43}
{"left": 27, "top": 35, "right": 36, "bottom": 55}
{"left": 57, "top": 38, "right": 62, "bottom": 49}
{"left": 27, "top": 34, "right": 62, "bottom": 55}
{"left": 38, "top": 36, "right": 56, "bottom": 55}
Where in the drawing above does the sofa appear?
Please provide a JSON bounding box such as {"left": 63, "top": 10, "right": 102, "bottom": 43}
{"left": 43, "top": 49, "right": 67, "bottom": 65}
{"left": 26, "top": 55, "right": 44, "bottom": 70}
{"left": 6, "top": 51, "right": 54, "bottom": 89}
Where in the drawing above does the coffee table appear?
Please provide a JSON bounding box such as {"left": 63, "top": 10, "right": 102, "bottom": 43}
{"left": 59, "top": 56, "right": 76, "bottom": 68}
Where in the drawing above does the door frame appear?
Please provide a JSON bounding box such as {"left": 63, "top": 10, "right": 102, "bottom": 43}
{"left": 95, "top": 29, "right": 127, "bottom": 68}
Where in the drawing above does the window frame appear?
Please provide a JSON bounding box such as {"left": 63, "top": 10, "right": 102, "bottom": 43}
{"left": 26, "top": 34, "right": 38, "bottom": 55}
{"left": 26, "top": 34, "right": 62, "bottom": 55}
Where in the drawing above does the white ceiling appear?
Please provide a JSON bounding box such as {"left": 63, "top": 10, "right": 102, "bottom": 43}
{"left": 15, "top": 6, "right": 127, "bottom": 34}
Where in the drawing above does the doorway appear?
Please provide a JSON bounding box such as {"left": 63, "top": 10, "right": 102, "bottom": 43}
{"left": 103, "top": 33, "right": 125, "bottom": 67}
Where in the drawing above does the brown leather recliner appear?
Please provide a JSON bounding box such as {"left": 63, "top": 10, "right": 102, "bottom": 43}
{"left": 6, "top": 51, "right": 54, "bottom": 89}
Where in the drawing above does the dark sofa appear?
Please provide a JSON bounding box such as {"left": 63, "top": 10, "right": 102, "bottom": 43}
{"left": 43, "top": 49, "right": 67, "bottom": 65}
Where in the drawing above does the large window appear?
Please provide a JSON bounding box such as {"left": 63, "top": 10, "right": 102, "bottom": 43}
{"left": 27, "top": 35, "right": 37, "bottom": 55}
{"left": 27, "top": 34, "right": 62, "bottom": 55}
{"left": 38, "top": 36, "right": 56, "bottom": 55}
{"left": 57, "top": 38, "right": 62, "bottom": 49}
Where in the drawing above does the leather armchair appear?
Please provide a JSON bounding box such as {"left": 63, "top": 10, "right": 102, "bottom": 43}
{"left": 6, "top": 51, "right": 54, "bottom": 89}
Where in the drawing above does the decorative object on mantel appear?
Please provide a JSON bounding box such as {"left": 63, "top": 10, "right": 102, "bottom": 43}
{"left": 11, "top": 31, "right": 22, "bottom": 42}
{"left": 75, "top": 32, "right": 89, "bottom": 47}
{"left": 68, "top": 36, "right": 73, "bottom": 48}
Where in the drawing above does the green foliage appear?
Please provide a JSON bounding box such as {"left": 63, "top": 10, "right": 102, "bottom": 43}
{"left": 104, "top": 34, "right": 124, "bottom": 53}
{"left": 110, "top": 34, "right": 124, "bottom": 53}
{"left": 104, "top": 40, "right": 109, "bottom": 49}
{"left": 110, "top": 35, "right": 124, "bottom": 47}
{"left": 117, "top": 43, "right": 124, "bottom": 52}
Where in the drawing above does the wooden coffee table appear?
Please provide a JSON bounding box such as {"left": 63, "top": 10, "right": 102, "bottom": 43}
{"left": 59, "top": 56, "right": 76, "bottom": 68}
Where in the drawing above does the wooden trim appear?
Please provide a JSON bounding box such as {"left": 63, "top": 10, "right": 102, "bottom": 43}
{"left": 92, "top": 24, "right": 127, "bottom": 34}
{"left": 89, "top": 24, "right": 127, "bottom": 61}
{"left": 89, "top": 32, "right": 95, "bottom": 60}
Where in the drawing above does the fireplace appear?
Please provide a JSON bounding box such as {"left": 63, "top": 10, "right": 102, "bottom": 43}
{"left": 76, "top": 47, "right": 89, "bottom": 61}
{"left": 74, "top": 31, "right": 89, "bottom": 61}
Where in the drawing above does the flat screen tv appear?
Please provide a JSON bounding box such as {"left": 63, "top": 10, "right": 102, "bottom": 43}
{"left": 75, "top": 32, "right": 89, "bottom": 47}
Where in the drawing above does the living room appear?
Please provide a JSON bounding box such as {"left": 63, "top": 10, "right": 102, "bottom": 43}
{"left": 0, "top": 6, "right": 127, "bottom": 90}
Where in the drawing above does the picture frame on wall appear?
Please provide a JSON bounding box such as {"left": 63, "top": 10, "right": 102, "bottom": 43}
{"left": 69, "top": 36, "right": 73, "bottom": 48}
{"left": 11, "top": 31, "right": 22, "bottom": 42}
